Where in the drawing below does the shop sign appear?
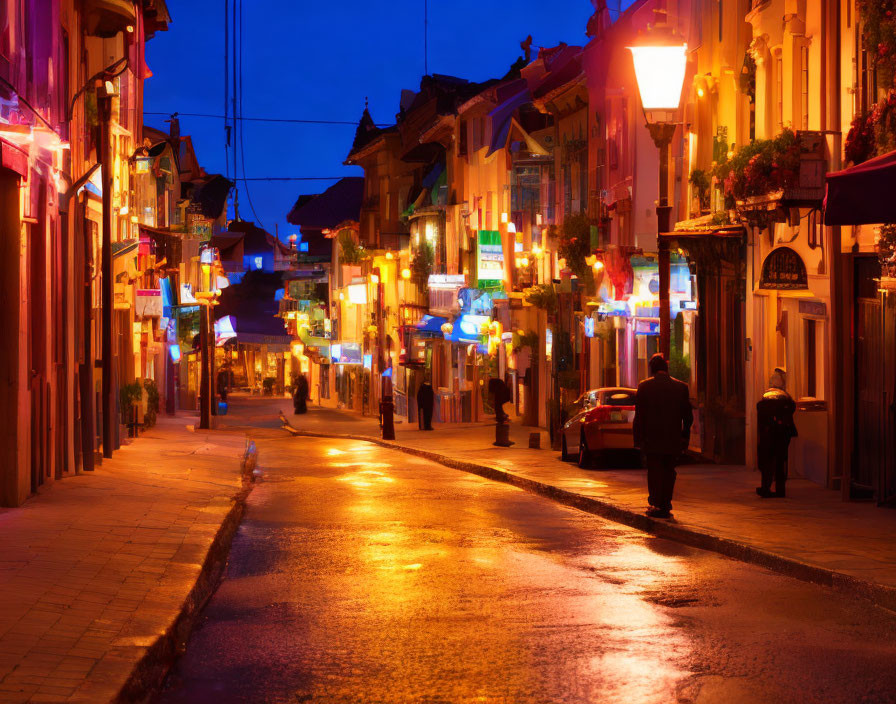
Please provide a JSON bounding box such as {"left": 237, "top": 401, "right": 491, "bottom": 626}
{"left": 428, "top": 274, "right": 466, "bottom": 313}
{"left": 798, "top": 300, "right": 826, "bottom": 317}
{"left": 331, "top": 342, "right": 362, "bottom": 365}
{"left": 136, "top": 288, "right": 162, "bottom": 318}
{"left": 634, "top": 319, "right": 660, "bottom": 336}
{"left": 584, "top": 317, "right": 595, "bottom": 338}
{"left": 759, "top": 247, "right": 808, "bottom": 290}
{"left": 187, "top": 209, "right": 213, "bottom": 241}
{"left": 476, "top": 230, "right": 504, "bottom": 288}
{"left": 347, "top": 283, "right": 367, "bottom": 304}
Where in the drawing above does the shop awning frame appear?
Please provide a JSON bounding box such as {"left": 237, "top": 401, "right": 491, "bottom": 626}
{"left": 824, "top": 149, "right": 896, "bottom": 226}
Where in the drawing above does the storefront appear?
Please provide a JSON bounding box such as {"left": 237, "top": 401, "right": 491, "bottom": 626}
{"left": 654, "top": 225, "right": 746, "bottom": 463}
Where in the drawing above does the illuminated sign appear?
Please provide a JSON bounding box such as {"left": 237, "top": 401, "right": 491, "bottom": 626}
{"left": 760, "top": 247, "right": 808, "bottom": 290}
{"left": 214, "top": 315, "right": 237, "bottom": 346}
{"left": 584, "top": 317, "right": 595, "bottom": 338}
{"left": 136, "top": 288, "right": 162, "bottom": 318}
{"left": 331, "top": 343, "right": 362, "bottom": 365}
{"left": 347, "top": 283, "right": 368, "bottom": 304}
{"left": 179, "top": 283, "right": 197, "bottom": 304}
{"left": 476, "top": 230, "right": 504, "bottom": 288}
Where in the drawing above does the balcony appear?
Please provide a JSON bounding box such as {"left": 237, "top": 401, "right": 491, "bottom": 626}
{"left": 83, "top": 0, "right": 136, "bottom": 37}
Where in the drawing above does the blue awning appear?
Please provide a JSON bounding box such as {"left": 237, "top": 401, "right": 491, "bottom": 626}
{"left": 415, "top": 315, "right": 447, "bottom": 335}
{"left": 486, "top": 87, "right": 531, "bottom": 157}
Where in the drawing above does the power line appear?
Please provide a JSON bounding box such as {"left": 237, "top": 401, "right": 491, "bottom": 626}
{"left": 237, "top": 0, "right": 265, "bottom": 230}
{"left": 144, "top": 111, "right": 387, "bottom": 126}
{"left": 232, "top": 177, "right": 348, "bottom": 181}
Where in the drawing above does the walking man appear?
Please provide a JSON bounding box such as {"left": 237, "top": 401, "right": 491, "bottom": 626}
{"left": 756, "top": 368, "right": 797, "bottom": 498}
{"left": 633, "top": 353, "right": 693, "bottom": 519}
{"left": 416, "top": 378, "right": 434, "bottom": 431}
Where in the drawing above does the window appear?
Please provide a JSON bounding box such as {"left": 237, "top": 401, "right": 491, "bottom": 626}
{"left": 800, "top": 45, "right": 809, "bottom": 130}
{"left": 776, "top": 53, "right": 784, "bottom": 131}
{"left": 856, "top": 22, "right": 878, "bottom": 114}
{"left": 805, "top": 319, "right": 816, "bottom": 398}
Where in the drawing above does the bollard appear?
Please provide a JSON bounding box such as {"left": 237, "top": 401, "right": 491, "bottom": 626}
{"left": 528, "top": 432, "right": 541, "bottom": 449}
{"left": 380, "top": 395, "right": 396, "bottom": 440}
{"left": 493, "top": 420, "right": 514, "bottom": 447}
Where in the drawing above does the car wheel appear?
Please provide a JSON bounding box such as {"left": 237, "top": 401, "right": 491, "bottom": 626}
{"left": 561, "top": 436, "right": 571, "bottom": 461}
{"left": 578, "top": 431, "right": 592, "bottom": 469}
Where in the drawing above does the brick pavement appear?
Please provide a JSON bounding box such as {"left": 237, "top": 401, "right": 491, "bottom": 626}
{"left": 0, "top": 416, "right": 252, "bottom": 703}
{"left": 244, "top": 394, "right": 896, "bottom": 609}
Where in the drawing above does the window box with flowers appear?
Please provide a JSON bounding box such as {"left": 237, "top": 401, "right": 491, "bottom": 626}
{"left": 713, "top": 129, "right": 826, "bottom": 227}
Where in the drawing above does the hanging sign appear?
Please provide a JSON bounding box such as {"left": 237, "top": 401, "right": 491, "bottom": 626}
{"left": 476, "top": 230, "right": 504, "bottom": 288}
{"left": 759, "top": 247, "right": 808, "bottom": 290}
{"left": 136, "top": 288, "right": 162, "bottom": 318}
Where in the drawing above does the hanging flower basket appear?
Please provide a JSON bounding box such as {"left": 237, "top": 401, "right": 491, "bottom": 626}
{"left": 877, "top": 224, "right": 896, "bottom": 290}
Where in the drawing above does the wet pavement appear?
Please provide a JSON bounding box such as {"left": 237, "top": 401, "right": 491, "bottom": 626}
{"left": 156, "top": 425, "right": 896, "bottom": 703}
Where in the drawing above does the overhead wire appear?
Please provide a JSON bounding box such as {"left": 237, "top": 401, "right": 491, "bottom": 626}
{"left": 237, "top": 0, "right": 265, "bottom": 229}
{"left": 144, "top": 111, "right": 387, "bottom": 126}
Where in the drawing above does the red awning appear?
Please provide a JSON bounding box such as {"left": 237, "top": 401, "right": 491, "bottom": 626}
{"left": 824, "top": 149, "right": 896, "bottom": 225}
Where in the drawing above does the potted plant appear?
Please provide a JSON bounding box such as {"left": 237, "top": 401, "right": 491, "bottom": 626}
{"left": 119, "top": 381, "right": 143, "bottom": 437}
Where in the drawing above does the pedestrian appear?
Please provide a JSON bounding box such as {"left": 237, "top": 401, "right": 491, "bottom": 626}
{"left": 632, "top": 353, "right": 694, "bottom": 519}
{"left": 488, "top": 376, "right": 511, "bottom": 423}
{"left": 216, "top": 367, "right": 229, "bottom": 405}
{"left": 416, "top": 378, "right": 434, "bottom": 430}
{"left": 292, "top": 373, "right": 309, "bottom": 415}
{"left": 755, "top": 368, "right": 797, "bottom": 498}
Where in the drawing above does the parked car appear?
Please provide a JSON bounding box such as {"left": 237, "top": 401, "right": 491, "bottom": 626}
{"left": 560, "top": 387, "right": 638, "bottom": 468}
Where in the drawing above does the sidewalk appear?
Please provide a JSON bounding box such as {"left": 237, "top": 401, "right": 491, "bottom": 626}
{"left": 259, "top": 395, "right": 896, "bottom": 611}
{"left": 0, "top": 416, "right": 255, "bottom": 704}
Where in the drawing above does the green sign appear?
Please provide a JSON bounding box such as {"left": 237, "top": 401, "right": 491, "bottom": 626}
{"left": 476, "top": 230, "right": 504, "bottom": 289}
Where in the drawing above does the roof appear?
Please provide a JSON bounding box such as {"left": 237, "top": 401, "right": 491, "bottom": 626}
{"left": 286, "top": 177, "right": 363, "bottom": 229}
{"left": 189, "top": 174, "right": 232, "bottom": 219}
{"left": 221, "top": 220, "right": 294, "bottom": 258}
{"left": 351, "top": 108, "right": 381, "bottom": 153}
{"left": 215, "top": 270, "right": 289, "bottom": 338}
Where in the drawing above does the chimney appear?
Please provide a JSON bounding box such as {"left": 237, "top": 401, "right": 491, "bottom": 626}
{"left": 167, "top": 113, "right": 180, "bottom": 141}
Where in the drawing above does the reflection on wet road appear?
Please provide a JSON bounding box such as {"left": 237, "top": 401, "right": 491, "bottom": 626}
{"left": 157, "top": 436, "right": 896, "bottom": 704}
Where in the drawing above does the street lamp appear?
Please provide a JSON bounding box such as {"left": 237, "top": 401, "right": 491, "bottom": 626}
{"left": 628, "top": 9, "right": 687, "bottom": 360}
{"left": 196, "top": 246, "right": 221, "bottom": 429}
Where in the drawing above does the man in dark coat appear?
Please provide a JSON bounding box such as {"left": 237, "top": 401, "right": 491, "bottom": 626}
{"left": 416, "top": 379, "right": 434, "bottom": 430}
{"left": 292, "top": 373, "right": 309, "bottom": 415}
{"left": 756, "top": 369, "right": 797, "bottom": 498}
{"left": 488, "top": 376, "right": 511, "bottom": 423}
{"left": 633, "top": 353, "right": 694, "bottom": 519}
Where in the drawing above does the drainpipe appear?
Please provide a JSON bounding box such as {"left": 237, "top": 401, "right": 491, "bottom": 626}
{"left": 98, "top": 82, "right": 116, "bottom": 458}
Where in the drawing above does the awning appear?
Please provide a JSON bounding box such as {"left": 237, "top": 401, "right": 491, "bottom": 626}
{"left": 824, "top": 149, "right": 896, "bottom": 225}
{"left": 415, "top": 315, "right": 447, "bottom": 335}
{"left": 486, "top": 88, "right": 532, "bottom": 157}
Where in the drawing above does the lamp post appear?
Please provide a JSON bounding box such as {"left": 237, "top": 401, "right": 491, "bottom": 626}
{"left": 197, "top": 246, "right": 221, "bottom": 429}
{"left": 628, "top": 10, "right": 687, "bottom": 360}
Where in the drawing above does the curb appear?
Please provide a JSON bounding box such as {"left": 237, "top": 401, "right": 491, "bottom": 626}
{"left": 114, "top": 440, "right": 259, "bottom": 704}
{"left": 285, "top": 426, "right": 896, "bottom": 614}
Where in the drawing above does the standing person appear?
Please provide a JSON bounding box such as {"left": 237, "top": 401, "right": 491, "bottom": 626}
{"left": 633, "top": 353, "right": 694, "bottom": 519}
{"left": 293, "top": 373, "right": 309, "bottom": 415}
{"left": 216, "top": 366, "right": 229, "bottom": 405}
{"left": 416, "top": 378, "right": 435, "bottom": 431}
{"left": 488, "top": 376, "right": 511, "bottom": 423}
{"left": 756, "top": 368, "right": 797, "bottom": 498}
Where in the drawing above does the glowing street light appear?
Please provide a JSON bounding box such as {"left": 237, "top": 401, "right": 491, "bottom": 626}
{"left": 628, "top": 7, "right": 687, "bottom": 360}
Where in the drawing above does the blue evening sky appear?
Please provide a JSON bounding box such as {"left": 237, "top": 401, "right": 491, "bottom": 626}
{"left": 144, "top": 1, "right": 627, "bottom": 239}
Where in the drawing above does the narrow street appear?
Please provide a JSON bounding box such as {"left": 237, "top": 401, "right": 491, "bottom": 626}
{"left": 155, "top": 408, "right": 896, "bottom": 704}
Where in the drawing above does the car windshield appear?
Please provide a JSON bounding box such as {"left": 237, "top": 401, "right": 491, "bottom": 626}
{"left": 600, "top": 390, "right": 635, "bottom": 406}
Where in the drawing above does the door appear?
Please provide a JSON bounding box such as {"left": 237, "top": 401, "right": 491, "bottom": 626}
{"left": 855, "top": 296, "right": 883, "bottom": 497}
{"left": 881, "top": 292, "right": 896, "bottom": 505}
